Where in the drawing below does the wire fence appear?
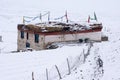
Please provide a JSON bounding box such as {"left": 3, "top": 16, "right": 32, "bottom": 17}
{"left": 32, "top": 42, "right": 93, "bottom": 80}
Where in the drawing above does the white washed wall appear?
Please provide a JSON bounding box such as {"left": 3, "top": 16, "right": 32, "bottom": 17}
{"left": 76, "top": 32, "right": 101, "bottom": 41}
{"left": 45, "top": 32, "right": 101, "bottom": 44}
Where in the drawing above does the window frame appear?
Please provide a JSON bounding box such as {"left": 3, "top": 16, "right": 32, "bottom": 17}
{"left": 26, "top": 42, "right": 30, "bottom": 48}
{"left": 34, "top": 34, "right": 39, "bottom": 43}
{"left": 27, "top": 32, "right": 29, "bottom": 40}
{"left": 21, "top": 31, "right": 24, "bottom": 39}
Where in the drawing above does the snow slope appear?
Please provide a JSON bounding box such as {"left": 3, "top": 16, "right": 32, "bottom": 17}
{"left": 0, "top": 45, "right": 88, "bottom": 80}
{"left": 59, "top": 15, "right": 120, "bottom": 80}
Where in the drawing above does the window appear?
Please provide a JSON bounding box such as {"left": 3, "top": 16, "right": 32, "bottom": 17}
{"left": 21, "top": 31, "right": 24, "bottom": 39}
{"left": 26, "top": 42, "right": 30, "bottom": 48}
{"left": 27, "top": 32, "right": 29, "bottom": 40}
{"left": 34, "top": 34, "right": 39, "bottom": 43}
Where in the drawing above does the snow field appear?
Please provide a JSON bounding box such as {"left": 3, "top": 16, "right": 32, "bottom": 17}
{"left": 0, "top": 45, "right": 88, "bottom": 80}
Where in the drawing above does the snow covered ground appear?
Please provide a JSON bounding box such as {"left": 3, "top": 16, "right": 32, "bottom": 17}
{"left": 0, "top": 45, "right": 88, "bottom": 80}
{"left": 0, "top": 0, "right": 120, "bottom": 80}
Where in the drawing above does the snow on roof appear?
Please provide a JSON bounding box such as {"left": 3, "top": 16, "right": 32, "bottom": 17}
{"left": 18, "top": 21, "right": 102, "bottom": 33}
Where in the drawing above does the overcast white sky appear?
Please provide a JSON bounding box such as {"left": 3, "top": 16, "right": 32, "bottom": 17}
{"left": 0, "top": 0, "right": 120, "bottom": 21}
{"left": 0, "top": 0, "right": 119, "bottom": 13}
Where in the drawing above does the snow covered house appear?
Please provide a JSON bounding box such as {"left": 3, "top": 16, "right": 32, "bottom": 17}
{"left": 17, "top": 22, "right": 102, "bottom": 51}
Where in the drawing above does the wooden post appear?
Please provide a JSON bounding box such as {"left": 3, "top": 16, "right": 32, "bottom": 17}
{"left": 0, "top": 36, "right": 2, "bottom": 42}
{"left": 40, "top": 13, "right": 42, "bottom": 22}
{"left": 48, "top": 11, "right": 50, "bottom": 22}
{"left": 23, "top": 16, "right": 25, "bottom": 24}
{"left": 46, "top": 68, "right": 48, "bottom": 80}
{"left": 83, "top": 49, "right": 85, "bottom": 63}
{"left": 55, "top": 65, "right": 62, "bottom": 79}
{"left": 67, "top": 58, "right": 71, "bottom": 75}
{"left": 32, "top": 72, "right": 34, "bottom": 80}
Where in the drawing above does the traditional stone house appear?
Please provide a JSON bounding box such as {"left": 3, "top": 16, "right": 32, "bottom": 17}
{"left": 17, "top": 22, "right": 102, "bottom": 51}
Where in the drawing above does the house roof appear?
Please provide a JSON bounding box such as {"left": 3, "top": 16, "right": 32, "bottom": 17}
{"left": 18, "top": 21, "right": 103, "bottom": 34}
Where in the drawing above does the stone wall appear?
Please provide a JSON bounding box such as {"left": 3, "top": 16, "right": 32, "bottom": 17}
{"left": 17, "top": 30, "right": 45, "bottom": 51}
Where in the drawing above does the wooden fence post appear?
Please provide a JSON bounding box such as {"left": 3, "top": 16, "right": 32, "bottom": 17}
{"left": 0, "top": 36, "right": 2, "bottom": 42}
{"left": 55, "top": 65, "right": 62, "bottom": 79}
{"left": 83, "top": 49, "right": 85, "bottom": 63}
{"left": 46, "top": 68, "right": 48, "bottom": 80}
{"left": 67, "top": 58, "right": 71, "bottom": 75}
{"left": 32, "top": 72, "right": 34, "bottom": 80}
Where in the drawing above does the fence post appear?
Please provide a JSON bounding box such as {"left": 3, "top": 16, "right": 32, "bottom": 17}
{"left": 46, "top": 68, "right": 48, "bottom": 80}
{"left": 55, "top": 65, "right": 62, "bottom": 79}
{"left": 32, "top": 72, "right": 34, "bottom": 80}
{"left": 0, "top": 36, "right": 2, "bottom": 42}
{"left": 83, "top": 49, "right": 85, "bottom": 63}
{"left": 67, "top": 58, "right": 71, "bottom": 75}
